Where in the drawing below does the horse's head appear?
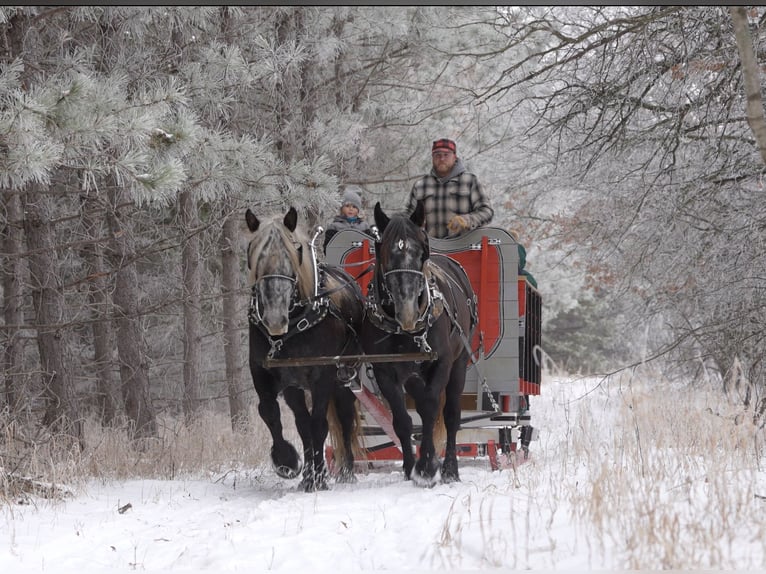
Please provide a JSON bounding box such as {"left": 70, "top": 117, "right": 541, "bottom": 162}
{"left": 374, "top": 200, "right": 431, "bottom": 332}
{"left": 245, "top": 207, "right": 312, "bottom": 336}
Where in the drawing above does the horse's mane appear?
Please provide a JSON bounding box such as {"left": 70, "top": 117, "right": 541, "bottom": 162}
{"left": 247, "top": 213, "right": 314, "bottom": 300}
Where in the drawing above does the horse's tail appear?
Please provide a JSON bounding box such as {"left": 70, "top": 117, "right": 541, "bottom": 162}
{"left": 433, "top": 389, "right": 447, "bottom": 457}
{"left": 326, "top": 394, "right": 364, "bottom": 465}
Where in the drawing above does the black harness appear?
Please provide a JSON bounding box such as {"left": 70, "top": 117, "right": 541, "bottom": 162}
{"left": 367, "top": 237, "right": 477, "bottom": 357}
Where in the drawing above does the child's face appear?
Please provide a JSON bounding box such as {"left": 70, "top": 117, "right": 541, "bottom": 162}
{"left": 341, "top": 203, "right": 359, "bottom": 218}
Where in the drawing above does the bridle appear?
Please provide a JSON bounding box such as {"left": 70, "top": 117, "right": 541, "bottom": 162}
{"left": 367, "top": 233, "right": 443, "bottom": 354}
{"left": 249, "top": 274, "right": 298, "bottom": 325}
{"left": 248, "top": 225, "right": 360, "bottom": 359}
{"left": 379, "top": 267, "right": 434, "bottom": 331}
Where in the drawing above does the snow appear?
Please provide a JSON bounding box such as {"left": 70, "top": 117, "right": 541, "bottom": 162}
{"left": 3, "top": 375, "right": 766, "bottom": 571}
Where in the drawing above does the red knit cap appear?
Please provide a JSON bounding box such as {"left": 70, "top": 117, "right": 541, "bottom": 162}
{"left": 432, "top": 138, "right": 456, "bottom": 154}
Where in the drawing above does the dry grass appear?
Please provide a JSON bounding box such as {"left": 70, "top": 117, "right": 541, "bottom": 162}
{"left": 427, "top": 367, "right": 766, "bottom": 569}
{"left": 548, "top": 368, "right": 766, "bottom": 568}
{"left": 0, "top": 401, "right": 296, "bottom": 503}
{"left": 4, "top": 368, "right": 766, "bottom": 569}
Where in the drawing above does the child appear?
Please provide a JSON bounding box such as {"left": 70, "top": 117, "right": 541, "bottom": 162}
{"left": 323, "top": 186, "right": 372, "bottom": 253}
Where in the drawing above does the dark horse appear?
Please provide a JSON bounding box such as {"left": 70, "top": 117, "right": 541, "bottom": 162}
{"left": 362, "top": 200, "right": 477, "bottom": 486}
{"left": 245, "top": 206, "right": 364, "bottom": 491}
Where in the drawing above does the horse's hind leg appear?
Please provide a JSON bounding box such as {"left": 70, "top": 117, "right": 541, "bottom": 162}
{"left": 283, "top": 386, "right": 328, "bottom": 492}
{"left": 330, "top": 385, "right": 358, "bottom": 484}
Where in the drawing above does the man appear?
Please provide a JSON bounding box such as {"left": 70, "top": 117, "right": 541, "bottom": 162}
{"left": 406, "top": 138, "right": 494, "bottom": 238}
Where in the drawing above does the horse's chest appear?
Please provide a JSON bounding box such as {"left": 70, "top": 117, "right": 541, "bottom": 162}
{"left": 248, "top": 322, "right": 344, "bottom": 362}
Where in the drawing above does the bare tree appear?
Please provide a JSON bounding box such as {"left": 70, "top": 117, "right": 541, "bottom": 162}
{"left": 80, "top": 193, "right": 121, "bottom": 425}
{"left": 730, "top": 6, "right": 766, "bottom": 164}
{"left": 220, "top": 209, "right": 248, "bottom": 428}
{"left": 476, "top": 6, "right": 766, "bottom": 390}
{"left": 106, "top": 184, "right": 158, "bottom": 440}
{"left": 21, "top": 186, "right": 81, "bottom": 441}
{"left": 178, "top": 189, "right": 202, "bottom": 421}
{"left": 2, "top": 191, "right": 25, "bottom": 412}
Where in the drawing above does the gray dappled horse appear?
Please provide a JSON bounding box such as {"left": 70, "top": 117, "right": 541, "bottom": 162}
{"left": 362, "top": 201, "right": 477, "bottom": 486}
{"left": 245, "top": 207, "right": 364, "bottom": 491}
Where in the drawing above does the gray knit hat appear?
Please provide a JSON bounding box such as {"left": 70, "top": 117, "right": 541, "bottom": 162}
{"left": 342, "top": 187, "right": 363, "bottom": 210}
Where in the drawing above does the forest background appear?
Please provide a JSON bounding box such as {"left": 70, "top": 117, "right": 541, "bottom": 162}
{"left": 3, "top": 6, "right": 766, "bottom": 480}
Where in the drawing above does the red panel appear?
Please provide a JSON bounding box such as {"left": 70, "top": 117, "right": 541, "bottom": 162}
{"left": 455, "top": 443, "right": 479, "bottom": 457}
{"left": 446, "top": 238, "right": 502, "bottom": 356}
{"left": 519, "top": 380, "right": 541, "bottom": 396}
{"left": 518, "top": 279, "right": 527, "bottom": 316}
{"left": 356, "top": 443, "right": 483, "bottom": 462}
{"left": 362, "top": 445, "right": 405, "bottom": 461}
{"left": 340, "top": 238, "right": 374, "bottom": 297}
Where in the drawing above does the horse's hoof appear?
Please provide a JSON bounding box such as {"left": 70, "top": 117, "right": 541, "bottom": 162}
{"left": 334, "top": 470, "right": 357, "bottom": 484}
{"left": 300, "top": 477, "right": 329, "bottom": 492}
{"left": 411, "top": 466, "right": 440, "bottom": 488}
{"left": 441, "top": 459, "right": 460, "bottom": 483}
{"left": 441, "top": 472, "right": 460, "bottom": 484}
{"left": 272, "top": 443, "right": 301, "bottom": 479}
{"left": 275, "top": 464, "right": 301, "bottom": 479}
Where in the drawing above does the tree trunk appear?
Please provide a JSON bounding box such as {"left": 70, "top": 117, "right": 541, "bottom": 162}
{"left": 80, "top": 193, "right": 121, "bottom": 425}
{"left": 21, "top": 188, "right": 81, "bottom": 442}
{"left": 179, "top": 190, "right": 202, "bottom": 422}
{"left": 106, "top": 185, "right": 157, "bottom": 440}
{"left": 730, "top": 7, "right": 766, "bottom": 165}
{"left": 2, "top": 190, "right": 25, "bottom": 412}
{"left": 220, "top": 209, "right": 248, "bottom": 429}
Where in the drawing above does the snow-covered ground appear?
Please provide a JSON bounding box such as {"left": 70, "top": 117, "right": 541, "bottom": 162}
{"left": 3, "top": 374, "right": 766, "bottom": 571}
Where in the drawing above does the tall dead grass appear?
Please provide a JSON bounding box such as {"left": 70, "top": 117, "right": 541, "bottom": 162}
{"left": 429, "top": 367, "right": 766, "bottom": 569}
{"left": 0, "top": 401, "right": 298, "bottom": 503}
{"left": 557, "top": 368, "right": 766, "bottom": 568}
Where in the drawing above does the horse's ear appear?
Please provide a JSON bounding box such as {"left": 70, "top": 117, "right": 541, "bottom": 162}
{"left": 284, "top": 206, "right": 298, "bottom": 232}
{"left": 411, "top": 200, "right": 426, "bottom": 228}
{"left": 245, "top": 209, "right": 259, "bottom": 232}
{"left": 374, "top": 202, "right": 389, "bottom": 233}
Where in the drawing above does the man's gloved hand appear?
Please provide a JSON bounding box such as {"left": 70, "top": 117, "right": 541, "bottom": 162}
{"left": 447, "top": 214, "right": 470, "bottom": 235}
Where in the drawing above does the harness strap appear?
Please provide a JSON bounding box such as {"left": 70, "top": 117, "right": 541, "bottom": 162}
{"left": 439, "top": 289, "right": 499, "bottom": 413}
{"left": 249, "top": 295, "right": 331, "bottom": 358}
{"left": 249, "top": 265, "right": 366, "bottom": 361}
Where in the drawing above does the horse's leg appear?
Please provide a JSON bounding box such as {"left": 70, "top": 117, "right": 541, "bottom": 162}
{"left": 252, "top": 369, "right": 301, "bottom": 479}
{"left": 441, "top": 355, "right": 470, "bottom": 483}
{"left": 282, "top": 385, "right": 319, "bottom": 490}
{"left": 374, "top": 365, "right": 416, "bottom": 479}
{"left": 304, "top": 381, "right": 333, "bottom": 492}
{"left": 406, "top": 368, "right": 443, "bottom": 486}
{"left": 331, "top": 384, "right": 358, "bottom": 484}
